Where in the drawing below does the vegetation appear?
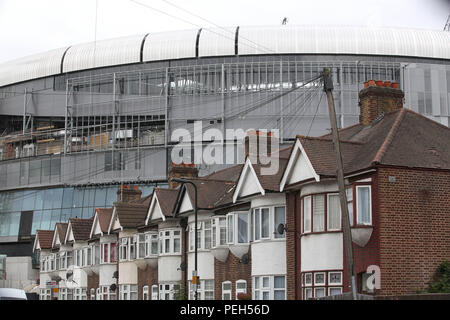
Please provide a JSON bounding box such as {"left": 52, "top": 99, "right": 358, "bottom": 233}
{"left": 426, "top": 260, "right": 450, "bottom": 293}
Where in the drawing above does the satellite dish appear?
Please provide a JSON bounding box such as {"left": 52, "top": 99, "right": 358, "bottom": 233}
{"left": 277, "top": 223, "right": 286, "bottom": 235}
{"left": 240, "top": 253, "right": 249, "bottom": 264}
{"left": 109, "top": 284, "right": 117, "bottom": 292}
{"left": 66, "top": 270, "right": 73, "bottom": 280}
{"left": 179, "top": 262, "right": 186, "bottom": 271}
{"left": 112, "top": 271, "right": 119, "bottom": 279}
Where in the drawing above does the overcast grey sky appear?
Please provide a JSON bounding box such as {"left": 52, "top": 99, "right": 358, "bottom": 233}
{"left": 0, "top": 0, "right": 449, "bottom": 63}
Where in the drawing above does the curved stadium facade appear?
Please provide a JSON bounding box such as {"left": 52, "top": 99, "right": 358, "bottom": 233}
{"left": 0, "top": 25, "right": 449, "bottom": 258}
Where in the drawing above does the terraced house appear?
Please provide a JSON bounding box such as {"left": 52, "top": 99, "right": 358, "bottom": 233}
{"left": 33, "top": 83, "right": 450, "bottom": 300}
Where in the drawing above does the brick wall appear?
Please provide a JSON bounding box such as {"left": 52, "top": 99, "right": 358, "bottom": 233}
{"left": 377, "top": 167, "right": 450, "bottom": 295}
{"left": 285, "top": 191, "right": 298, "bottom": 300}
{"left": 87, "top": 272, "right": 99, "bottom": 300}
{"left": 138, "top": 265, "right": 158, "bottom": 300}
{"left": 214, "top": 249, "right": 252, "bottom": 300}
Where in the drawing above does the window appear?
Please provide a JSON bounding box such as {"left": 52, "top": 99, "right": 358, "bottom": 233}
{"left": 346, "top": 188, "right": 354, "bottom": 226}
{"left": 222, "top": 281, "right": 232, "bottom": 300}
{"left": 143, "top": 286, "right": 149, "bottom": 300}
{"left": 273, "top": 276, "right": 286, "bottom": 300}
{"left": 274, "top": 207, "right": 286, "bottom": 239}
{"left": 189, "top": 221, "right": 213, "bottom": 251}
{"left": 145, "top": 232, "right": 158, "bottom": 257}
{"left": 327, "top": 194, "right": 341, "bottom": 231}
{"left": 253, "top": 276, "right": 286, "bottom": 300}
{"left": 40, "top": 289, "right": 51, "bottom": 300}
{"left": 138, "top": 234, "right": 146, "bottom": 259}
{"left": 189, "top": 279, "right": 214, "bottom": 300}
{"left": 314, "top": 287, "right": 326, "bottom": 298}
{"left": 313, "top": 195, "right": 325, "bottom": 232}
{"left": 211, "top": 217, "right": 227, "bottom": 248}
{"left": 101, "top": 285, "right": 116, "bottom": 300}
{"left": 159, "top": 283, "right": 180, "bottom": 300}
{"left": 96, "top": 288, "right": 101, "bottom": 300}
{"left": 329, "top": 287, "right": 342, "bottom": 296}
{"left": 151, "top": 285, "right": 159, "bottom": 300}
{"left": 74, "top": 288, "right": 87, "bottom": 300}
{"left": 90, "top": 288, "right": 95, "bottom": 300}
{"left": 101, "top": 242, "right": 117, "bottom": 263}
{"left": 357, "top": 186, "right": 371, "bottom": 225}
{"left": 314, "top": 272, "right": 325, "bottom": 286}
{"left": 119, "top": 238, "right": 128, "bottom": 261}
{"left": 329, "top": 272, "right": 342, "bottom": 285}
{"left": 159, "top": 229, "right": 181, "bottom": 255}
{"left": 301, "top": 271, "right": 343, "bottom": 300}
{"left": 120, "top": 284, "right": 138, "bottom": 300}
{"left": 227, "top": 215, "right": 234, "bottom": 244}
{"left": 236, "top": 280, "right": 247, "bottom": 299}
{"left": 226, "top": 212, "right": 250, "bottom": 244}
{"left": 204, "top": 221, "right": 212, "bottom": 249}
{"left": 303, "top": 196, "right": 311, "bottom": 232}
{"left": 253, "top": 208, "right": 270, "bottom": 241}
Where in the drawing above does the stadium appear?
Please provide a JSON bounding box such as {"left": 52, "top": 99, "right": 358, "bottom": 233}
{"left": 0, "top": 25, "right": 449, "bottom": 284}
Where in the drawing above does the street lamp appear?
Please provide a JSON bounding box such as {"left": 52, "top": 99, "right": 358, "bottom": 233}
{"left": 171, "top": 177, "right": 198, "bottom": 300}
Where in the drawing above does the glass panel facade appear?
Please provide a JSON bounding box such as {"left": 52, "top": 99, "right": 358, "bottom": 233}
{"left": 0, "top": 182, "right": 160, "bottom": 238}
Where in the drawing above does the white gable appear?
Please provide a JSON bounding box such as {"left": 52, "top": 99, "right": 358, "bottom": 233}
{"left": 146, "top": 193, "right": 166, "bottom": 224}
{"left": 233, "top": 158, "right": 265, "bottom": 203}
{"left": 65, "top": 223, "right": 75, "bottom": 243}
{"left": 33, "top": 234, "right": 40, "bottom": 252}
{"left": 179, "top": 190, "right": 193, "bottom": 213}
{"left": 90, "top": 213, "right": 103, "bottom": 238}
{"left": 108, "top": 207, "right": 123, "bottom": 233}
{"left": 52, "top": 229, "right": 61, "bottom": 248}
{"left": 280, "top": 139, "right": 320, "bottom": 191}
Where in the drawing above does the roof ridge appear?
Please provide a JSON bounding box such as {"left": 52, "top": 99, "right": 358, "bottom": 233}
{"left": 372, "top": 108, "right": 407, "bottom": 165}
{"left": 297, "top": 135, "right": 364, "bottom": 145}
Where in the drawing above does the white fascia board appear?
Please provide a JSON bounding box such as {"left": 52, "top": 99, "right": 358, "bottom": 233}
{"left": 233, "top": 158, "right": 265, "bottom": 203}
{"left": 280, "top": 139, "right": 320, "bottom": 192}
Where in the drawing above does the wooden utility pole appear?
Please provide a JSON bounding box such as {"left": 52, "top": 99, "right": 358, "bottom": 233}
{"left": 323, "top": 68, "right": 357, "bottom": 300}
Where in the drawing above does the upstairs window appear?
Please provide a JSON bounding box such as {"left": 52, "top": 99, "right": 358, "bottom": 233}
{"left": 346, "top": 188, "right": 354, "bottom": 226}
{"left": 145, "top": 232, "right": 158, "bottom": 257}
{"left": 226, "top": 212, "right": 250, "bottom": 244}
{"left": 211, "top": 217, "right": 226, "bottom": 248}
{"left": 159, "top": 229, "right": 181, "bottom": 255}
{"left": 356, "top": 186, "right": 372, "bottom": 225}
{"left": 137, "top": 234, "right": 146, "bottom": 259}
{"left": 101, "top": 242, "right": 117, "bottom": 264}
{"left": 274, "top": 206, "right": 286, "bottom": 239}
{"left": 253, "top": 208, "right": 270, "bottom": 241}
{"left": 313, "top": 195, "right": 325, "bottom": 232}
{"left": 303, "top": 196, "right": 311, "bottom": 233}
{"left": 327, "top": 194, "right": 341, "bottom": 231}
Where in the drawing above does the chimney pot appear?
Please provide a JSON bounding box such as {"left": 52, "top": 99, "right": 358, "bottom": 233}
{"left": 359, "top": 80, "right": 404, "bottom": 126}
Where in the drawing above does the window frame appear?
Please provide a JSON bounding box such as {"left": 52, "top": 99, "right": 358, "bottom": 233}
{"left": 356, "top": 185, "right": 372, "bottom": 225}
{"left": 326, "top": 193, "right": 341, "bottom": 231}
{"left": 221, "top": 281, "right": 232, "bottom": 300}
{"left": 236, "top": 279, "right": 247, "bottom": 299}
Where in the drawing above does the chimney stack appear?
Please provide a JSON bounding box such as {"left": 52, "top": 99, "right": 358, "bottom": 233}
{"left": 168, "top": 162, "right": 199, "bottom": 189}
{"left": 359, "top": 80, "right": 404, "bottom": 126}
{"left": 244, "top": 130, "right": 277, "bottom": 163}
{"left": 117, "top": 185, "right": 142, "bottom": 203}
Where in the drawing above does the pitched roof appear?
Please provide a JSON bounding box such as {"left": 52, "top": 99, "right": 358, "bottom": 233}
{"left": 114, "top": 201, "right": 149, "bottom": 229}
{"left": 55, "top": 223, "right": 68, "bottom": 245}
{"left": 154, "top": 188, "right": 179, "bottom": 217}
{"left": 68, "top": 218, "right": 94, "bottom": 241}
{"left": 95, "top": 208, "right": 114, "bottom": 233}
{"left": 180, "top": 178, "right": 237, "bottom": 211}
{"left": 36, "top": 230, "right": 54, "bottom": 249}
{"left": 296, "top": 108, "right": 450, "bottom": 179}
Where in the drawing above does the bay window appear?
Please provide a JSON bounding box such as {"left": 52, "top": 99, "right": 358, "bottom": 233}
{"left": 253, "top": 276, "right": 286, "bottom": 300}
{"left": 303, "top": 196, "right": 311, "bottom": 233}
{"left": 274, "top": 206, "right": 286, "bottom": 239}
{"left": 120, "top": 284, "right": 138, "bottom": 300}
{"left": 327, "top": 194, "right": 341, "bottom": 231}
{"left": 356, "top": 186, "right": 371, "bottom": 225}
{"left": 101, "top": 242, "right": 117, "bottom": 263}
{"left": 137, "top": 234, "right": 146, "bottom": 259}
{"left": 145, "top": 232, "right": 158, "bottom": 257}
{"left": 101, "top": 285, "right": 116, "bottom": 300}
{"left": 159, "top": 229, "right": 181, "bottom": 255}
{"left": 189, "top": 221, "right": 213, "bottom": 251}
{"left": 226, "top": 212, "right": 250, "bottom": 244}
{"left": 159, "top": 283, "right": 180, "bottom": 300}
{"left": 313, "top": 195, "right": 325, "bottom": 232}
{"left": 211, "top": 217, "right": 227, "bottom": 248}
{"left": 189, "top": 279, "right": 214, "bottom": 300}
{"left": 253, "top": 208, "right": 270, "bottom": 241}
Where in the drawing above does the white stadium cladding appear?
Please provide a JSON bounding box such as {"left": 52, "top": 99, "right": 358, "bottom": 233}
{"left": 0, "top": 25, "right": 449, "bottom": 244}
{"left": 0, "top": 25, "right": 449, "bottom": 87}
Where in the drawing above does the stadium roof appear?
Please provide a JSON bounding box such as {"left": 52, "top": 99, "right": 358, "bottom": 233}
{"left": 0, "top": 25, "right": 449, "bottom": 87}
